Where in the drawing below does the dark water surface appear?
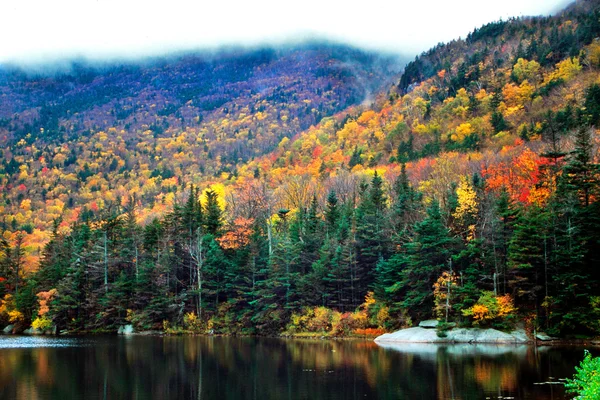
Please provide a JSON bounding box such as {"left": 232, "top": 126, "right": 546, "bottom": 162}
{"left": 0, "top": 335, "right": 594, "bottom": 399}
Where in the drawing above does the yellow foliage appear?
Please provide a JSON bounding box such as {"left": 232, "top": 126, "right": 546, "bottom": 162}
{"left": 452, "top": 123, "right": 474, "bottom": 142}
{"left": 512, "top": 58, "right": 541, "bottom": 84}
{"left": 357, "top": 110, "right": 376, "bottom": 125}
{"left": 462, "top": 292, "right": 516, "bottom": 326}
{"left": 376, "top": 307, "right": 390, "bottom": 328}
{"left": 471, "top": 304, "right": 490, "bottom": 321}
{"left": 278, "top": 137, "right": 290, "bottom": 149}
{"left": 412, "top": 97, "right": 430, "bottom": 117}
{"left": 201, "top": 183, "right": 227, "bottom": 210}
{"left": 32, "top": 316, "right": 52, "bottom": 330}
{"left": 585, "top": 40, "right": 600, "bottom": 68}
{"left": 454, "top": 176, "right": 477, "bottom": 223}
{"left": 413, "top": 122, "right": 428, "bottom": 135}
{"left": 546, "top": 57, "right": 582, "bottom": 83}
{"left": 496, "top": 294, "right": 516, "bottom": 318}
{"left": 433, "top": 271, "right": 459, "bottom": 319}
{"left": 20, "top": 199, "right": 32, "bottom": 211}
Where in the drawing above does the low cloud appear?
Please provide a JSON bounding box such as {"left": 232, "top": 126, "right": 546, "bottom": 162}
{"left": 1, "top": 0, "right": 573, "bottom": 65}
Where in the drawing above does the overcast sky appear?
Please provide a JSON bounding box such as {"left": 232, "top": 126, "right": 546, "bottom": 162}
{"left": 0, "top": 0, "right": 572, "bottom": 64}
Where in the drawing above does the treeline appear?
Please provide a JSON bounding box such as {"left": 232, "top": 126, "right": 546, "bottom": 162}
{"left": 1, "top": 118, "right": 599, "bottom": 336}
{"left": 399, "top": 2, "right": 600, "bottom": 93}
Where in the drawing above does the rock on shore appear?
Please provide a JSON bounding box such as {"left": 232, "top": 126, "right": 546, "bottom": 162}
{"left": 375, "top": 327, "right": 531, "bottom": 344}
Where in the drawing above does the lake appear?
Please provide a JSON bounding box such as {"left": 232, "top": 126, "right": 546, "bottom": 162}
{"left": 0, "top": 335, "right": 593, "bottom": 399}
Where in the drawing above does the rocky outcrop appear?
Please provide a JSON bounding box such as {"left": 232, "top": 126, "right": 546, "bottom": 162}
{"left": 418, "top": 320, "right": 439, "bottom": 329}
{"left": 2, "top": 325, "right": 14, "bottom": 334}
{"left": 536, "top": 332, "right": 558, "bottom": 341}
{"left": 22, "top": 327, "right": 43, "bottom": 335}
{"left": 375, "top": 327, "right": 532, "bottom": 344}
{"left": 117, "top": 325, "right": 134, "bottom": 335}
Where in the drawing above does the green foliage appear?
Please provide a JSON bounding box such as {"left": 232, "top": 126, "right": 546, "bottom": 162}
{"left": 565, "top": 351, "right": 600, "bottom": 399}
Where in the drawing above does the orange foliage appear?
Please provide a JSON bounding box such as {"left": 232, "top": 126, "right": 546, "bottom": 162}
{"left": 36, "top": 289, "right": 58, "bottom": 317}
{"left": 482, "top": 148, "right": 550, "bottom": 205}
{"left": 353, "top": 328, "right": 386, "bottom": 336}
{"left": 470, "top": 304, "right": 490, "bottom": 321}
{"left": 217, "top": 217, "right": 254, "bottom": 250}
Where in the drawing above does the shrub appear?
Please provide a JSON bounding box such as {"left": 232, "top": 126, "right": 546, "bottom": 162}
{"left": 331, "top": 312, "right": 354, "bottom": 336}
{"left": 353, "top": 328, "right": 386, "bottom": 337}
{"left": 565, "top": 350, "right": 600, "bottom": 399}
{"left": 462, "top": 291, "right": 516, "bottom": 329}
{"left": 125, "top": 309, "right": 152, "bottom": 331}
{"left": 308, "top": 307, "right": 333, "bottom": 332}
{"left": 183, "top": 312, "right": 203, "bottom": 332}
{"left": 32, "top": 316, "right": 53, "bottom": 331}
{"left": 0, "top": 294, "right": 23, "bottom": 325}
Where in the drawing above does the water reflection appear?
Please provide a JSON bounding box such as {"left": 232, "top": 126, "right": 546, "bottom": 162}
{"left": 0, "top": 336, "right": 593, "bottom": 400}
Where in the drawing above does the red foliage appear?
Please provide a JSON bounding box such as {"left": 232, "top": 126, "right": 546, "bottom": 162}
{"left": 482, "top": 148, "right": 550, "bottom": 205}
{"left": 17, "top": 184, "right": 26, "bottom": 192}
{"left": 312, "top": 145, "right": 323, "bottom": 158}
{"left": 353, "top": 328, "right": 386, "bottom": 336}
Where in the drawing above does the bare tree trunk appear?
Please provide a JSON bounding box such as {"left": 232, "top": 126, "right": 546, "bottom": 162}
{"left": 135, "top": 246, "right": 139, "bottom": 283}
{"left": 104, "top": 230, "right": 108, "bottom": 294}
{"left": 188, "top": 231, "right": 204, "bottom": 318}
{"left": 267, "top": 219, "right": 273, "bottom": 257}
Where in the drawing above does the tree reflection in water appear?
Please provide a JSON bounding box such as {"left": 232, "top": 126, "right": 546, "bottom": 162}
{"left": 0, "top": 336, "right": 593, "bottom": 400}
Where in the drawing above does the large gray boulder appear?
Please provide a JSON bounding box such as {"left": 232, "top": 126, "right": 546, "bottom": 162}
{"left": 45, "top": 325, "right": 57, "bottom": 335}
{"left": 117, "top": 324, "right": 134, "bottom": 335}
{"left": 375, "top": 327, "right": 531, "bottom": 344}
{"left": 22, "top": 327, "right": 43, "bottom": 335}
{"left": 418, "top": 320, "right": 439, "bottom": 329}
{"left": 2, "top": 324, "right": 14, "bottom": 334}
{"left": 536, "top": 332, "right": 557, "bottom": 341}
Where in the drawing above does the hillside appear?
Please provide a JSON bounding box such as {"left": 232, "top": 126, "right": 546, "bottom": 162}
{"left": 0, "top": 43, "right": 399, "bottom": 265}
{"left": 1, "top": 1, "right": 600, "bottom": 338}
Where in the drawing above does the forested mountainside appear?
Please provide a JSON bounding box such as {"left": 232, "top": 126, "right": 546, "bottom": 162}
{"left": 0, "top": 44, "right": 398, "bottom": 266}
{"left": 2, "top": 1, "right": 600, "bottom": 338}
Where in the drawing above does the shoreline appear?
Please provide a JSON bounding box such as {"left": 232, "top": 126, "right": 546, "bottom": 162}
{"left": 3, "top": 326, "right": 600, "bottom": 347}
{"left": 374, "top": 326, "right": 600, "bottom": 347}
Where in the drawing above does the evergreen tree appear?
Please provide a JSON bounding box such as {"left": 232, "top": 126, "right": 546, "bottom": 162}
{"left": 203, "top": 189, "right": 223, "bottom": 236}
{"left": 324, "top": 190, "right": 340, "bottom": 237}
{"left": 562, "top": 125, "right": 599, "bottom": 207}
{"left": 383, "top": 202, "right": 459, "bottom": 321}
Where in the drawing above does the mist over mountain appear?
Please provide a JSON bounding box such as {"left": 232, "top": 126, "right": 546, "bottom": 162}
{"left": 0, "top": 42, "right": 401, "bottom": 256}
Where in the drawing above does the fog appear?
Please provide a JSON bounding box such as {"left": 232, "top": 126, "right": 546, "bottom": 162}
{"left": 1, "top": 0, "right": 573, "bottom": 65}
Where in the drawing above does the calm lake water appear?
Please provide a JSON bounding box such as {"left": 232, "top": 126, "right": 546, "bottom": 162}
{"left": 0, "top": 335, "right": 594, "bottom": 400}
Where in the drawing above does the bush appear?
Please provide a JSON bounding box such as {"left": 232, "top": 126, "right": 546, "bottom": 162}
{"left": 353, "top": 328, "right": 386, "bottom": 337}
{"left": 462, "top": 291, "right": 516, "bottom": 329}
{"left": 183, "top": 312, "right": 203, "bottom": 332}
{"left": 31, "top": 316, "right": 53, "bottom": 331}
{"left": 0, "top": 294, "right": 24, "bottom": 325}
{"left": 565, "top": 350, "right": 600, "bottom": 399}
{"left": 331, "top": 312, "right": 354, "bottom": 336}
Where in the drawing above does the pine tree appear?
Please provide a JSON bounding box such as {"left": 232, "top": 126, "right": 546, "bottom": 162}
{"left": 324, "top": 190, "right": 340, "bottom": 237}
{"left": 203, "top": 189, "right": 223, "bottom": 236}
{"left": 507, "top": 206, "right": 548, "bottom": 313}
{"left": 562, "top": 125, "right": 599, "bottom": 207}
{"left": 384, "top": 202, "right": 458, "bottom": 321}
{"left": 355, "top": 172, "right": 389, "bottom": 305}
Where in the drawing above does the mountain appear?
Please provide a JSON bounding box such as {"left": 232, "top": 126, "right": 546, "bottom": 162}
{"left": 0, "top": 43, "right": 400, "bottom": 264}
{"left": 1, "top": 1, "right": 600, "bottom": 337}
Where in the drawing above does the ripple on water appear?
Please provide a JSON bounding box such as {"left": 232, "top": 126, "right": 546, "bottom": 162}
{"left": 0, "top": 336, "right": 91, "bottom": 349}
